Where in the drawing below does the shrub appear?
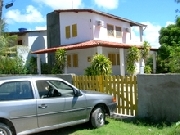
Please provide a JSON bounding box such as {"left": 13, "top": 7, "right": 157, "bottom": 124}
{"left": 85, "top": 54, "right": 112, "bottom": 76}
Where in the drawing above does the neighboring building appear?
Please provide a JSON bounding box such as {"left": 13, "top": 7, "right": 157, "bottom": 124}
{"left": 32, "top": 9, "right": 157, "bottom": 75}
{"left": 8, "top": 30, "right": 48, "bottom": 64}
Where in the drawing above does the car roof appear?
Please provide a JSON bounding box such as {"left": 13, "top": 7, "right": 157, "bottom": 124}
{"left": 0, "top": 75, "right": 63, "bottom": 81}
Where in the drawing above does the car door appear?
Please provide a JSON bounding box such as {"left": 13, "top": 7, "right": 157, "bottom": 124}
{"left": 53, "top": 80, "right": 87, "bottom": 122}
{"left": 0, "top": 81, "right": 37, "bottom": 133}
{"left": 35, "top": 80, "right": 66, "bottom": 127}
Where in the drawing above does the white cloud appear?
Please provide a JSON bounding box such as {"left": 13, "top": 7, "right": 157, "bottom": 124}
{"left": 4, "top": 5, "right": 45, "bottom": 23}
{"left": 131, "top": 22, "right": 162, "bottom": 48}
{"left": 33, "top": 0, "right": 83, "bottom": 9}
{"left": 165, "top": 21, "right": 174, "bottom": 27}
{"left": 93, "top": 0, "right": 118, "bottom": 9}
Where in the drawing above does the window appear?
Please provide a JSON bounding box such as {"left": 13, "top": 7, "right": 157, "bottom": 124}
{"left": 73, "top": 54, "right": 78, "bottom": 67}
{"left": 65, "top": 26, "right": 71, "bottom": 38}
{"left": 107, "top": 24, "right": 114, "bottom": 36}
{"left": 67, "top": 54, "right": 78, "bottom": 67}
{"left": 72, "top": 24, "right": 77, "bottom": 37}
{"left": 0, "top": 81, "right": 33, "bottom": 101}
{"left": 67, "top": 55, "right": 71, "bottom": 67}
{"left": 65, "top": 24, "right": 77, "bottom": 38}
{"left": 108, "top": 53, "right": 120, "bottom": 66}
{"left": 116, "top": 26, "right": 122, "bottom": 38}
{"left": 36, "top": 80, "right": 74, "bottom": 98}
{"left": 18, "top": 40, "right": 22, "bottom": 45}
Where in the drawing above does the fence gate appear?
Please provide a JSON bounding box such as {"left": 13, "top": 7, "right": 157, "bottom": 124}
{"left": 73, "top": 75, "right": 138, "bottom": 116}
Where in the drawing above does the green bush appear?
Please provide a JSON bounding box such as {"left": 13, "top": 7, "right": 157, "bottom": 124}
{"left": 51, "top": 49, "right": 67, "bottom": 74}
{"left": 85, "top": 54, "right": 112, "bottom": 76}
{"left": 0, "top": 56, "right": 27, "bottom": 74}
{"left": 144, "top": 65, "right": 152, "bottom": 74}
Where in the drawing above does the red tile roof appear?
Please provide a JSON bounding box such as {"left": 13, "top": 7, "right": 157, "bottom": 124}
{"left": 31, "top": 40, "right": 157, "bottom": 54}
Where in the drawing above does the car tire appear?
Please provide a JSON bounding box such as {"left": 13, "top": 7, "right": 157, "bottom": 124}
{"left": 0, "top": 123, "right": 13, "bottom": 135}
{"left": 91, "top": 107, "right": 105, "bottom": 128}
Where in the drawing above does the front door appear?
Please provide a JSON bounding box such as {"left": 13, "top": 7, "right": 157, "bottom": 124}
{"left": 35, "top": 80, "right": 66, "bottom": 127}
{"left": 54, "top": 81, "right": 87, "bottom": 122}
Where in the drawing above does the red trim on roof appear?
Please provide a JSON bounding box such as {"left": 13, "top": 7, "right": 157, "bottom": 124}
{"left": 31, "top": 40, "right": 157, "bottom": 54}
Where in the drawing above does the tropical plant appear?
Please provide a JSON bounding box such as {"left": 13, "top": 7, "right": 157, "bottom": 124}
{"left": 126, "top": 46, "right": 140, "bottom": 75}
{"left": 144, "top": 65, "right": 152, "bottom": 74}
{"left": 26, "top": 56, "right": 37, "bottom": 74}
{"left": 0, "top": 55, "right": 27, "bottom": 74}
{"left": 51, "top": 49, "right": 67, "bottom": 74}
{"left": 141, "top": 41, "right": 151, "bottom": 61}
{"left": 85, "top": 54, "right": 112, "bottom": 76}
{"left": 26, "top": 56, "right": 52, "bottom": 74}
{"left": 0, "top": 20, "right": 27, "bottom": 74}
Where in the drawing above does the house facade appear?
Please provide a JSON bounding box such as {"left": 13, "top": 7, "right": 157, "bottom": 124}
{"left": 8, "top": 30, "right": 48, "bottom": 64}
{"left": 32, "top": 9, "right": 157, "bottom": 75}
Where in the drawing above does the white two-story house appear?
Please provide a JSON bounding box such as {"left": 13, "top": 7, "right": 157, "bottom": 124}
{"left": 8, "top": 30, "right": 48, "bottom": 64}
{"left": 32, "top": 9, "right": 157, "bottom": 75}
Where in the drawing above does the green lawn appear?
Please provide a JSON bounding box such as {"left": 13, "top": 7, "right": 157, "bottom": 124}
{"left": 34, "top": 118, "right": 180, "bottom": 135}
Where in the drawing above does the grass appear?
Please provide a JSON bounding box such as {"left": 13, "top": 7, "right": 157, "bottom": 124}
{"left": 33, "top": 118, "right": 180, "bottom": 135}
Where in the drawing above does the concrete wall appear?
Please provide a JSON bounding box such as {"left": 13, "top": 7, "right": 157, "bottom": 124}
{"left": 14, "top": 31, "right": 47, "bottom": 64}
{"left": 47, "top": 12, "right": 60, "bottom": 66}
{"left": 28, "top": 31, "right": 48, "bottom": 63}
{"left": 137, "top": 74, "right": 180, "bottom": 122}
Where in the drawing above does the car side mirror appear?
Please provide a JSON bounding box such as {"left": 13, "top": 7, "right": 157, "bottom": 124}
{"left": 74, "top": 89, "right": 81, "bottom": 97}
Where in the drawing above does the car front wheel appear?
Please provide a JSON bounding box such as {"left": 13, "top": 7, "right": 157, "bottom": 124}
{"left": 0, "top": 123, "right": 12, "bottom": 135}
{"left": 91, "top": 107, "right": 105, "bottom": 128}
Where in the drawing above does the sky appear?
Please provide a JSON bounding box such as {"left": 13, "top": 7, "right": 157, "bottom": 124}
{"left": 2, "top": 0, "right": 179, "bottom": 48}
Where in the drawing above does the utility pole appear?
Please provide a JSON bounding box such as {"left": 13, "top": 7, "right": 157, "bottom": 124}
{"left": 0, "top": 0, "right": 3, "bottom": 20}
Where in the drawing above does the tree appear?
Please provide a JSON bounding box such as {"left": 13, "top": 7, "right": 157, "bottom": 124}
{"left": 51, "top": 49, "right": 67, "bottom": 74}
{"left": 140, "top": 41, "right": 151, "bottom": 61}
{"left": 85, "top": 54, "right": 112, "bottom": 76}
{"left": 126, "top": 46, "right": 140, "bottom": 75}
{"left": 157, "top": 17, "right": 180, "bottom": 73}
{"left": 166, "top": 46, "right": 180, "bottom": 72}
{"left": 140, "top": 41, "right": 151, "bottom": 74}
{"left": 0, "top": 20, "right": 26, "bottom": 74}
{"left": 175, "top": 0, "right": 180, "bottom": 3}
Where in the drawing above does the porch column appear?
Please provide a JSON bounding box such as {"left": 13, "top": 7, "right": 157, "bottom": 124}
{"left": 139, "top": 58, "right": 145, "bottom": 74}
{"left": 97, "top": 46, "right": 103, "bottom": 54}
{"left": 119, "top": 48, "right": 125, "bottom": 76}
{"left": 139, "top": 26, "right": 143, "bottom": 42}
{"left": 153, "top": 51, "right": 157, "bottom": 73}
{"left": 37, "top": 54, "right": 41, "bottom": 74}
{"left": 64, "top": 55, "right": 67, "bottom": 74}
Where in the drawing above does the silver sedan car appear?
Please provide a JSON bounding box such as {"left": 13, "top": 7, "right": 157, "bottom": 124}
{"left": 0, "top": 76, "right": 117, "bottom": 135}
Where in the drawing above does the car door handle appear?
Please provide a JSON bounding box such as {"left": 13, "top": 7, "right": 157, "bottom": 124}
{"left": 38, "top": 104, "right": 47, "bottom": 109}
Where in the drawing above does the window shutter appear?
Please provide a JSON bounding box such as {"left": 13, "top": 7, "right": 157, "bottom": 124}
{"left": 112, "top": 54, "right": 116, "bottom": 65}
{"left": 65, "top": 26, "right": 70, "bottom": 38}
{"left": 107, "top": 24, "right": 114, "bottom": 36}
{"left": 73, "top": 54, "right": 78, "bottom": 67}
{"left": 116, "top": 27, "right": 122, "bottom": 38}
{"left": 117, "top": 54, "right": 120, "bottom": 65}
{"left": 72, "top": 24, "right": 77, "bottom": 37}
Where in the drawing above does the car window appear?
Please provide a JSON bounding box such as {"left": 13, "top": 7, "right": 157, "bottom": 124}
{"left": 0, "top": 81, "right": 34, "bottom": 101}
{"left": 36, "top": 80, "right": 74, "bottom": 98}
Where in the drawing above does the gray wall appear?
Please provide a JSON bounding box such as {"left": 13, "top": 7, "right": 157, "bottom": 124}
{"left": 47, "top": 12, "right": 60, "bottom": 66}
{"left": 137, "top": 74, "right": 180, "bottom": 122}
